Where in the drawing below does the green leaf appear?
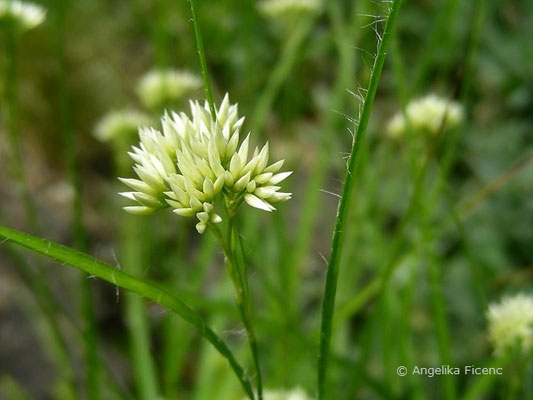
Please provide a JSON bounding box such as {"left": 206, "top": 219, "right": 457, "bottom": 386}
{"left": 0, "top": 224, "right": 255, "bottom": 400}
{"left": 316, "top": 1, "right": 405, "bottom": 399}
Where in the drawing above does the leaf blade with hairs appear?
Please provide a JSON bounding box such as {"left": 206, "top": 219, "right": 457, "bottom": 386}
{"left": 0, "top": 224, "right": 255, "bottom": 400}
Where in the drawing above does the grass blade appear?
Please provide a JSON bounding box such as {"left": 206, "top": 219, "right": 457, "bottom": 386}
{"left": 0, "top": 224, "right": 255, "bottom": 400}
{"left": 317, "top": 1, "right": 404, "bottom": 398}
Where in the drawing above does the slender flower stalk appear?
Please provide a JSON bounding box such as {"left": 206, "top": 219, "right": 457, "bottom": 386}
{"left": 187, "top": 0, "right": 216, "bottom": 119}
{"left": 316, "top": 1, "right": 403, "bottom": 398}
{"left": 120, "top": 96, "right": 291, "bottom": 400}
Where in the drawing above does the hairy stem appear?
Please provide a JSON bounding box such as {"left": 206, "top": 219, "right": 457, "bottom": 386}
{"left": 317, "top": 1, "right": 404, "bottom": 398}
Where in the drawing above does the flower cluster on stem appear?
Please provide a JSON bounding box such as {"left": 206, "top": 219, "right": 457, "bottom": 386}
{"left": 0, "top": 0, "right": 45, "bottom": 31}
{"left": 120, "top": 94, "right": 292, "bottom": 234}
{"left": 487, "top": 293, "right": 533, "bottom": 357}
{"left": 387, "top": 94, "right": 463, "bottom": 138}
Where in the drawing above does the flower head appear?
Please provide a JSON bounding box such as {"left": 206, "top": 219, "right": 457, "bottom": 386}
{"left": 386, "top": 94, "right": 463, "bottom": 138}
{"left": 94, "top": 110, "right": 152, "bottom": 143}
{"left": 137, "top": 69, "right": 202, "bottom": 110}
{"left": 259, "top": 0, "right": 321, "bottom": 20}
{"left": 487, "top": 293, "right": 533, "bottom": 356}
{"left": 120, "top": 94, "right": 292, "bottom": 233}
{"left": 243, "top": 388, "right": 313, "bottom": 400}
{"left": 0, "top": 0, "right": 45, "bottom": 31}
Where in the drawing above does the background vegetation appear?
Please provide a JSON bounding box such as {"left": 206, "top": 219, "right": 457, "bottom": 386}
{"left": 0, "top": 0, "right": 532, "bottom": 399}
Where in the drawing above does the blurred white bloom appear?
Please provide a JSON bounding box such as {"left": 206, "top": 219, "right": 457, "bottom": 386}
{"left": 386, "top": 94, "right": 463, "bottom": 138}
{"left": 243, "top": 388, "right": 313, "bottom": 400}
{"left": 0, "top": 0, "right": 45, "bottom": 31}
{"left": 120, "top": 94, "right": 292, "bottom": 234}
{"left": 487, "top": 293, "right": 533, "bottom": 356}
{"left": 136, "top": 69, "right": 202, "bottom": 109}
{"left": 259, "top": 0, "right": 321, "bottom": 20}
{"left": 94, "top": 110, "right": 152, "bottom": 143}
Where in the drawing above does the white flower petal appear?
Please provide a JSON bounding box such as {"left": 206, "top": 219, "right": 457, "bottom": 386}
{"left": 244, "top": 194, "right": 275, "bottom": 212}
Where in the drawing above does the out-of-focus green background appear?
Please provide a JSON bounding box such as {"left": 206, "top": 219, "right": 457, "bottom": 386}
{"left": 0, "top": 0, "right": 532, "bottom": 399}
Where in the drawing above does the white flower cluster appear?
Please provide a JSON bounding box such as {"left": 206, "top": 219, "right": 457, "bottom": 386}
{"left": 487, "top": 293, "right": 533, "bottom": 356}
{"left": 94, "top": 110, "right": 152, "bottom": 143}
{"left": 243, "top": 388, "right": 313, "bottom": 400}
{"left": 0, "top": 0, "right": 45, "bottom": 31}
{"left": 387, "top": 94, "right": 463, "bottom": 138}
{"left": 120, "top": 94, "right": 292, "bottom": 234}
{"left": 259, "top": 0, "right": 321, "bottom": 20}
{"left": 137, "top": 69, "right": 202, "bottom": 110}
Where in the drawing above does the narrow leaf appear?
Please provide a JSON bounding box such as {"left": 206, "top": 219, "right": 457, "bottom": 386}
{"left": 0, "top": 225, "right": 255, "bottom": 400}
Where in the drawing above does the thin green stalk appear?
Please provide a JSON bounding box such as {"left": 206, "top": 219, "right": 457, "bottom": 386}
{"left": 0, "top": 224, "right": 256, "bottom": 400}
{"left": 317, "top": 2, "right": 403, "bottom": 398}
{"left": 210, "top": 218, "right": 262, "bottom": 400}
{"left": 54, "top": 1, "right": 100, "bottom": 397}
{"left": 153, "top": 0, "right": 169, "bottom": 68}
{"left": 187, "top": 0, "right": 216, "bottom": 119}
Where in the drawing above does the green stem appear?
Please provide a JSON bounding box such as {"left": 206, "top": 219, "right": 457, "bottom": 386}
{"left": 210, "top": 219, "right": 262, "bottom": 400}
{"left": 0, "top": 224, "right": 256, "bottom": 400}
{"left": 153, "top": 0, "right": 169, "bottom": 69}
{"left": 317, "top": 2, "right": 403, "bottom": 398}
{"left": 187, "top": 0, "right": 216, "bottom": 119}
